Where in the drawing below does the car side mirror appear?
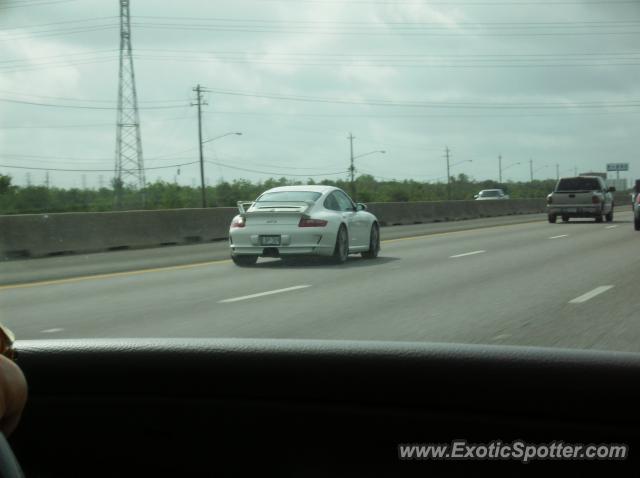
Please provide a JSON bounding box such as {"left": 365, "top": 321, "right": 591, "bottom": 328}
{"left": 608, "top": 186, "right": 616, "bottom": 192}
{"left": 356, "top": 203, "right": 367, "bottom": 211}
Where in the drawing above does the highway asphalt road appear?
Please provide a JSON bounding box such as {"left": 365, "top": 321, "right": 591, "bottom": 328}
{"left": 2, "top": 211, "right": 639, "bottom": 353}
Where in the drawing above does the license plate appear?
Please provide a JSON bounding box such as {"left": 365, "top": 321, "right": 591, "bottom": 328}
{"left": 260, "top": 235, "right": 281, "bottom": 246}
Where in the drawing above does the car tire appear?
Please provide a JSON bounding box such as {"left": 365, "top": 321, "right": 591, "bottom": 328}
{"left": 231, "top": 254, "right": 258, "bottom": 267}
{"left": 635, "top": 217, "right": 640, "bottom": 231}
{"left": 562, "top": 215, "right": 569, "bottom": 223}
{"left": 548, "top": 214, "right": 557, "bottom": 223}
{"left": 605, "top": 209, "right": 614, "bottom": 222}
{"left": 331, "top": 225, "right": 349, "bottom": 264}
{"left": 361, "top": 223, "right": 380, "bottom": 259}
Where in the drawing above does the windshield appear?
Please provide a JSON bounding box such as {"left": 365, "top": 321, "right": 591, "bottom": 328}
{"left": 556, "top": 178, "right": 601, "bottom": 192}
{"left": 256, "top": 191, "right": 322, "bottom": 203}
{"left": 0, "top": 1, "right": 637, "bottom": 356}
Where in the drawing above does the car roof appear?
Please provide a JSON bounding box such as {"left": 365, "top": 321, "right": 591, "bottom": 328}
{"left": 262, "top": 185, "right": 339, "bottom": 194}
{"left": 559, "top": 176, "right": 601, "bottom": 180}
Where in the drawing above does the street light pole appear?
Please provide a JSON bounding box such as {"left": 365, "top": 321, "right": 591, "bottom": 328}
{"left": 499, "top": 154, "right": 502, "bottom": 183}
{"left": 348, "top": 132, "right": 355, "bottom": 198}
{"left": 529, "top": 159, "right": 533, "bottom": 182}
{"left": 192, "top": 84, "right": 209, "bottom": 208}
{"left": 445, "top": 146, "right": 451, "bottom": 200}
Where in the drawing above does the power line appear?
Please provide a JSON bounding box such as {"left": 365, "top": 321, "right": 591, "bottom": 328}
{"left": 249, "top": 0, "right": 640, "bottom": 5}
{"left": 2, "top": 16, "right": 117, "bottom": 30}
{"left": 130, "top": 21, "right": 640, "bottom": 37}
{"left": 0, "top": 88, "right": 188, "bottom": 104}
{"left": 0, "top": 97, "right": 188, "bottom": 110}
{"left": 205, "top": 160, "right": 346, "bottom": 177}
{"left": 134, "top": 16, "right": 640, "bottom": 27}
{"left": 0, "top": 0, "right": 79, "bottom": 9}
{"left": 0, "top": 161, "right": 199, "bottom": 172}
{"left": 203, "top": 88, "right": 640, "bottom": 109}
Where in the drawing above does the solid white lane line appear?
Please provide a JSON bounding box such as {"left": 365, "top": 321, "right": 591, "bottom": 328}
{"left": 219, "top": 285, "right": 311, "bottom": 303}
{"left": 549, "top": 234, "right": 568, "bottom": 239}
{"left": 449, "top": 250, "right": 486, "bottom": 259}
{"left": 569, "top": 285, "right": 614, "bottom": 304}
{"left": 40, "top": 328, "right": 64, "bottom": 333}
{"left": 605, "top": 225, "right": 618, "bottom": 229}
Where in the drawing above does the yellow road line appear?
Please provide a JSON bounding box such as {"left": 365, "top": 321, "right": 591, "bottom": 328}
{"left": 0, "top": 259, "right": 231, "bottom": 291}
{"left": 1, "top": 218, "right": 545, "bottom": 291}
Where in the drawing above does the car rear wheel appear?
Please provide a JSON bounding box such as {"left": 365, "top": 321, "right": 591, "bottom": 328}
{"left": 361, "top": 223, "right": 380, "bottom": 259}
{"left": 331, "top": 225, "right": 349, "bottom": 264}
{"left": 605, "top": 209, "right": 614, "bottom": 222}
{"left": 231, "top": 254, "right": 258, "bottom": 267}
{"left": 635, "top": 217, "right": 640, "bottom": 231}
{"left": 561, "top": 215, "right": 569, "bottom": 223}
{"left": 548, "top": 214, "right": 557, "bottom": 223}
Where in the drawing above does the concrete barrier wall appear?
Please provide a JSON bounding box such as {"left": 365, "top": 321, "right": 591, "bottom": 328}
{"left": 0, "top": 208, "right": 237, "bottom": 259}
{"left": 368, "top": 199, "right": 546, "bottom": 226}
{"left": 0, "top": 199, "right": 546, "bottom": 259}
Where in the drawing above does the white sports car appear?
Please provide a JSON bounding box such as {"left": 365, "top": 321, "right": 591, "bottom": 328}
{"left": 229, "top": 185, "right": 380, "bottom": 266}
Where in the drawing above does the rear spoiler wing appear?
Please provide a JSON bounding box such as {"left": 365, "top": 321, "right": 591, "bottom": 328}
{"left": 236, "top": 200, "right": 315, "bottom": 216}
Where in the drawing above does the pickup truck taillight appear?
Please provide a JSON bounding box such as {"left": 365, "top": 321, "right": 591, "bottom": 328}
{"left": 592, "top": 195, "right": 601, "bottom": 204}
{"left": 231, "top": 216, "right": 245, "bottom": 228}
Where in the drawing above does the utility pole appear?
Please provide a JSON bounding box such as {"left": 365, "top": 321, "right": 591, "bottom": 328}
{"left": 45, "top": 171, "right": 50, "bottom": 188}
{"left": 575, "top": 166, "right": 578, "bottom": 176}
{"left": 114, "top": 0, "right": 145, "bottom": 208}
{"left": 556, "top": 163, "right": 560, "bottom": 180}
{"left": 499, "top": 154, "right": 502, "bottom": 183}
{"left": 26, "top": 172, "right": 31, "bottom": 187}
{"left": 192, "top": 84, "right": 208, "bottom": 208}
{"left": 348, "top": 132, "right": 356, "bottom": 199}
{"left": 445, "top": 146, "right": 451, "bottom": 200}
{"left": 529, "top": 159, "right": 533, "bottom": 182}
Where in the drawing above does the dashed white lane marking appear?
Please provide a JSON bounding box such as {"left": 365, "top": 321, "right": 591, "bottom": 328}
{"left": 569, "top": 285, "right": 614, "bottom": 304}
{"left": 605, "top": 225, "right": 617, "bottom": 229}
{"left": 219, "top": 285, "right": 311, "bottom": 303}
{"left": 40, "top": 328, "right": 64, "bottom": 333}
{"left": 449, "top": 250, "right": 486, "bottom": 259}
{"left": 549, "top": 234, "right": 568, "bottom": 239}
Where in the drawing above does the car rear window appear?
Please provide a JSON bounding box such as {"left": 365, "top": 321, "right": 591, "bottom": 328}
{"left": 555, "top": 178, "right": 601, "bottom": 192}
{"left": 480, "top": 190, "right": 500, "bottom": 197}
{"left": 256, "top": 191, "right": 322, "bottom": 203}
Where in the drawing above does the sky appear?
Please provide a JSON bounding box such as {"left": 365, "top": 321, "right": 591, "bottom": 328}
{"left": 0, "top": 0, "right": 639, "bottom": 189}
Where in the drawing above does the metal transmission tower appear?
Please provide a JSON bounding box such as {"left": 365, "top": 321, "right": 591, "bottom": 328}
{"left": 114, "top": 0, "right": 145, "bottom": 207}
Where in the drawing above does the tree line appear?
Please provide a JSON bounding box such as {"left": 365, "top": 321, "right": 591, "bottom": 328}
{"left": 0, "top": 173, "right": 557, "bottom": 215}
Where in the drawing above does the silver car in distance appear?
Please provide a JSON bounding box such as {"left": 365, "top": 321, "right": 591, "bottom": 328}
{"left": 228, "top": 185, "right": 380, "bottom": 266}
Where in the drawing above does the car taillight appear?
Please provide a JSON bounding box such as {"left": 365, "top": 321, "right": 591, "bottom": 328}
{"left": 592, "top": 195, "right": 601, "bottom": 204}
{"left": 298, "top": 217, "right": 328, "bottom": 227}
{"left": 231, "top": 216, "right": 245, "bottom": 228}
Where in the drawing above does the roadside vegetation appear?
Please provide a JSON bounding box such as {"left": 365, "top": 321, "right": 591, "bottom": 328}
{"left": 0, "top": 173, "right": 557, "bottom": 214}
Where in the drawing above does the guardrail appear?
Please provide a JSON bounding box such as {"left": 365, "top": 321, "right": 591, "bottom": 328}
{"left": 1, "top": 199, "right": 546, "bottom": 259}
